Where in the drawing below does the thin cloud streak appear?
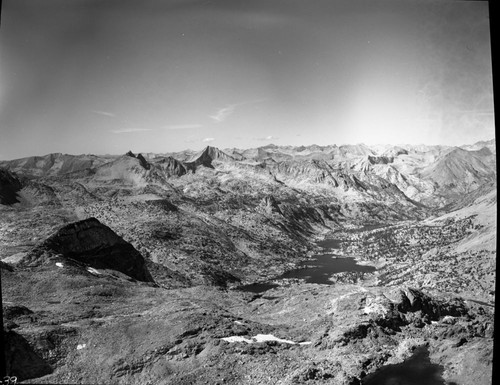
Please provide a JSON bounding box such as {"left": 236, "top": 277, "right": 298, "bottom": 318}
{"left": 92, "top": 110, "right": 116, "bottom": 117}
{"left": 111, "top": 128, "right": 154, "bottom": 134}
{"left": 202, "top": 137, "right": 215, "bottom": 142}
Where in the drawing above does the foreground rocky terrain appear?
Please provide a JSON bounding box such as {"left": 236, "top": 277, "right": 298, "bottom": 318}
{"left": 0, "top": 140, "right": 496, "bottom": 384}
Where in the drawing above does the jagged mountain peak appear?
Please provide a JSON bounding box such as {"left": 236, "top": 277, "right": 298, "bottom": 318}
{"left": 202, "top": 145, "right": 233, "bottom": 158}
{"left": 186, "top": 146, "right": 234, "bottom": 168}
{"left": 124, "top": 151, "right": 150, "bottom": 169}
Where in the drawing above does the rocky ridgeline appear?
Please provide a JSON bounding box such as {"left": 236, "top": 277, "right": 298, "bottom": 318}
{"left": 23, "top": 218, "right": 154, "bottom": 282}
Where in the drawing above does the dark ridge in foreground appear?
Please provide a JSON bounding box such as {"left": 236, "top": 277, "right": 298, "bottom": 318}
{"left": 24, "top": 217, "right": 155, "bottom": 282}
{"left": 0, "top": 168, "right": 22, "bottom": 204}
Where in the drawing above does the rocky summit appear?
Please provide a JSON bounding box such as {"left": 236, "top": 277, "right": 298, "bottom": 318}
{"left": 0, "top": 140, "right": 496, "bottom": 384}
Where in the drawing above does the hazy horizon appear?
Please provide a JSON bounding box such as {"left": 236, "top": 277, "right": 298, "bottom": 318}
{"left": 0, "top": 0, "right": 495, "bottom": 160}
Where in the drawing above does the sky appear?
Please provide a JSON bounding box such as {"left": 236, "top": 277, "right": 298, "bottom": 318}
{"left": 0, "top": 0, "right": 495, "bottom": 159}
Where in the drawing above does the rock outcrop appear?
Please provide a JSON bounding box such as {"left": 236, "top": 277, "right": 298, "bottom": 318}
{"left": 394, "top": 288, "right": 468, "bottom": 326}
{"left": 26, "top": 218, "right": 154, "bottom": 282}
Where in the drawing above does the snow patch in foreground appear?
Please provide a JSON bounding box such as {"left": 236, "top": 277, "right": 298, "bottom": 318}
{"left": 222, "top": 334, "right": 310, "bottom": 345}
{"left": 87, "top": 267, "right": 102, "bottom": 275}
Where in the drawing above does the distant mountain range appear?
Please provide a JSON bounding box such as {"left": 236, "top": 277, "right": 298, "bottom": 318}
{"left": 1, "top": 140, "right": 494, "bottom": 209}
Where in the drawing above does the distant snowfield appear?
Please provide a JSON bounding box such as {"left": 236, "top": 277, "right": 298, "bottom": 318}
{"left": 222, "top": 334, "right": 311, "bottom": 345}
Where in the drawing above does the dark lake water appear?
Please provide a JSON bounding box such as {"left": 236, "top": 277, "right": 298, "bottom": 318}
{"left": 361, "top": 346, "right": 457, "bottom": 385}
{"left": 238, "top": 237, "right": 375, "bottom": 293}
{"left": 278, "top": 253, "right": 375, "bottom": 285}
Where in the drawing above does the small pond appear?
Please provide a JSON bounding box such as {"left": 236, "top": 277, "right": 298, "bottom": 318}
{"left": 361, "top": 346, "right": 457, "bottom": 385}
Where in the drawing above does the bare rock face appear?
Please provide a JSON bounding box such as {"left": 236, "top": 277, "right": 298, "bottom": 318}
{"left": 26, "top": 218, "right": 154, "bottom": 282}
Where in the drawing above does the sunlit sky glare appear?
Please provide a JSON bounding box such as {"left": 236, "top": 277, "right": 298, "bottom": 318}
{"left": 0, "top": 0, "right": 495, "bottom": 159}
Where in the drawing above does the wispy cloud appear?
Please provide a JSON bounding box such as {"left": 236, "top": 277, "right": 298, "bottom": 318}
{"left": 210, "top": 105, "right": 236, "bottom": 123}
{"left": 92, "top": 110, "right": 116, "bottom": 117}
{"left": 163, "top": 124, "right": 203, "bottom": 130}
{"left": 111, "top": 128, "right": 154, "bottom": 134}
{"left": 202, "top": 137, "right": 215, "bottom": 142}
{"left": 210, "top": 99, "right": 267, "bottom": 123}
